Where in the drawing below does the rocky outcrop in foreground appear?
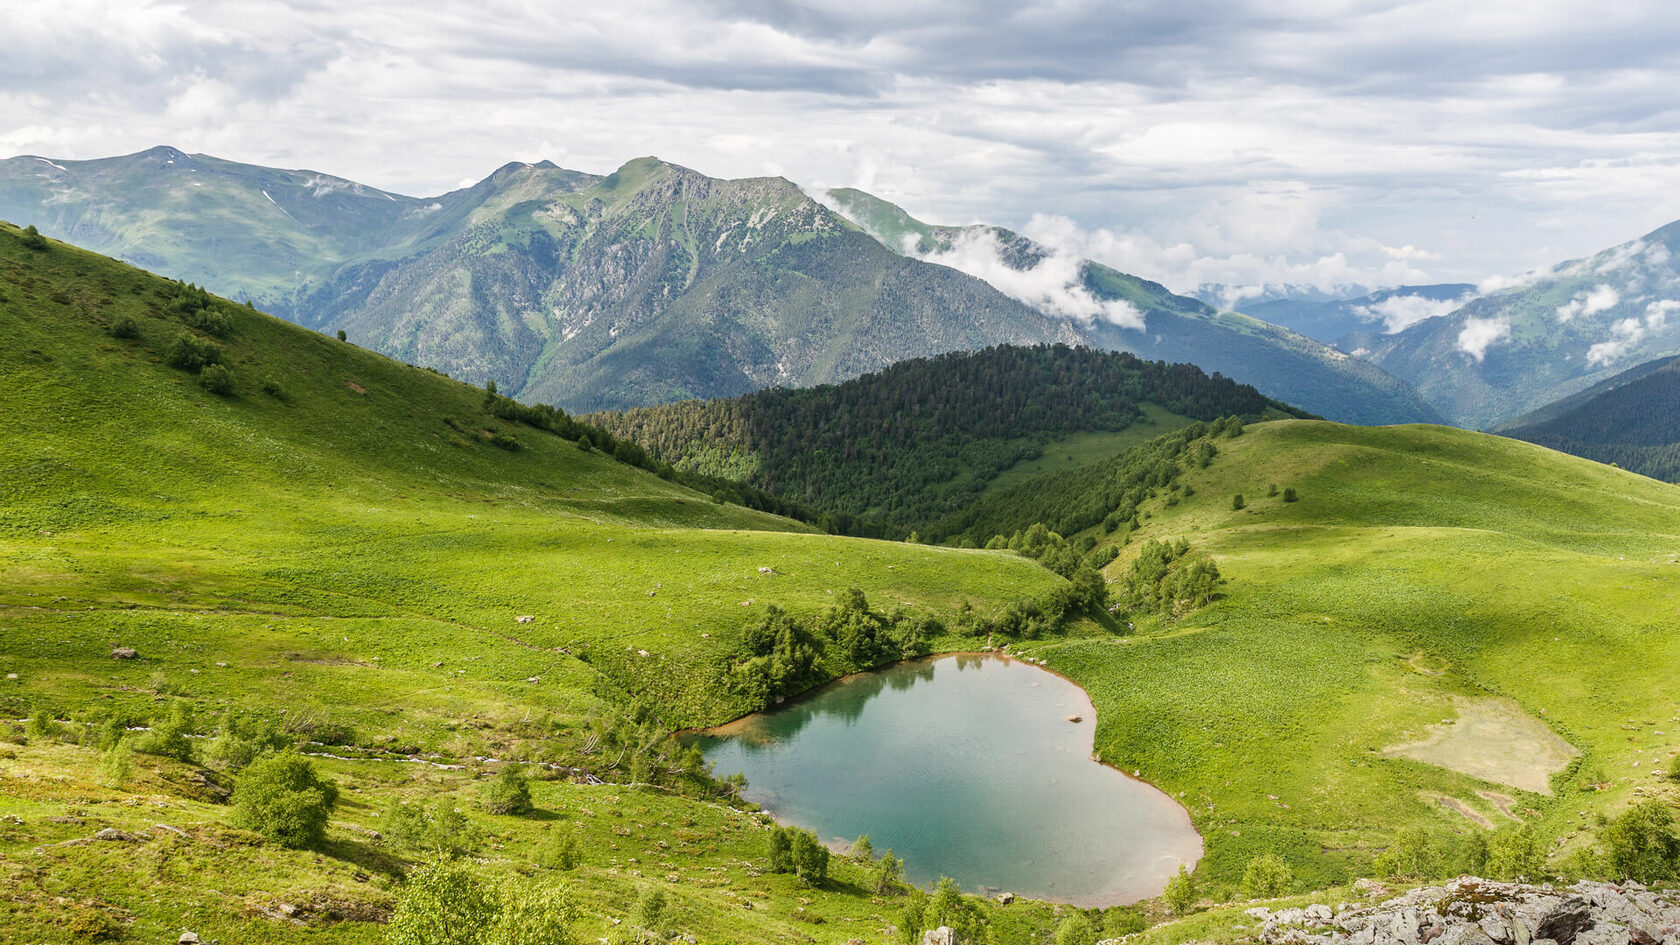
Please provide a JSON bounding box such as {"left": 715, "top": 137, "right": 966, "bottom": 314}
{"left": 1244, "top": 877, "right": 1678, "bottom": 945}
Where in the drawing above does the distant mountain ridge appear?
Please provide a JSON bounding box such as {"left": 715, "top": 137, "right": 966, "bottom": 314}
{"left": 1, "top": 146, "right": 1438, "bottom": 422}
{"left": 1235, "top": 283, "right": 1477, "bottom": 345}
{"left": 1355, "top": 222, "right": 1680, "bottom": 428}
{"left": 822, "top": 188, "right": 1445, "bottom": 426}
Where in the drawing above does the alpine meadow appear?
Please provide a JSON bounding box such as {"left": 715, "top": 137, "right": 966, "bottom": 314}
{"left": 6, "top": 5, "right": 1680, "bottom": 945}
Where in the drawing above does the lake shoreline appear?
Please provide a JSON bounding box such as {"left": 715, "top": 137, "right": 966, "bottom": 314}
{"left": 679, "top": 649, "right": 1205, "bottom": 907}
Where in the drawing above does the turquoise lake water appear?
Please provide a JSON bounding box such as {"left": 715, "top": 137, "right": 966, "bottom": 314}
{"left": 682, "top": 653, "right": 1202, "bottom": 906}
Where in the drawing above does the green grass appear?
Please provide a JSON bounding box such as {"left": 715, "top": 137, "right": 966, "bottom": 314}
{"left": 9, "top": 220, "right": 1680, "bottom": 944}
{"left": 0, "top": 223, "right": 1072, "bottom": 944}
{"left": 1005, "top": 420, "right": 1680, "bottom": 905}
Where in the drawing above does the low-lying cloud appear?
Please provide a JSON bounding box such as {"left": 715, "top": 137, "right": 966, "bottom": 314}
{"left": 1456, "top": 315, "right": 1512, "bottom": 362}
{"left": 1353, "top": 292, "right": 1475, "bottom": 333}
{"left": 1585, "top": 298, "right": 1678, "bottom": 366}
{"left": 915, "top": 227, "right": 1148, "bottom": 330}
{"left": 1555, "top": 283, "right": 1620, "bottom": 323}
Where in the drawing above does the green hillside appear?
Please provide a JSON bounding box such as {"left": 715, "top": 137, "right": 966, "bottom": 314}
{"left": 587, "top": 344, "right": 1308, "bottom": 536}
{"left": 997, "top": 419, "right": 1680, "bottom": 903}
{"left": 0, "top": 223, "right": 1085, "bottom": 944}
{"left": 7, "top": 221, "right": 1679, "bottom": 945}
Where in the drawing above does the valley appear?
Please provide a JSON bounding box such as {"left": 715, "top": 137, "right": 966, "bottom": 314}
{"left": 4, "top": 173, "right": 1680, "bottom": 945}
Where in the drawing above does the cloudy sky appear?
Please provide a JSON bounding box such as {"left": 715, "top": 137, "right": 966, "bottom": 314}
{"left": 6, "top": 0, "right": 1680, "bottom": 296}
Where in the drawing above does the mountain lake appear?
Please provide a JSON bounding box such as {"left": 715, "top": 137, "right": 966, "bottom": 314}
{"left": 682, "top": 653, "right": 1203, "bottom": 906}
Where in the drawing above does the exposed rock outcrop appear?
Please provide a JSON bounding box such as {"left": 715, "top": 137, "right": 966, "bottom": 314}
{"left": 1244, "top": 877, "right": 1678, "bottom": 945}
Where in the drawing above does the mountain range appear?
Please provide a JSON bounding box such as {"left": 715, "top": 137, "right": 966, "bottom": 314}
{"left": 1353, "top": 222, "right": 1680, "bottom": 428}
{"left": 1231, "top": 283, "right": 1477, "bottom": 346}
{"left": 0, "top": 146, "right": 1438, "bottom": 423}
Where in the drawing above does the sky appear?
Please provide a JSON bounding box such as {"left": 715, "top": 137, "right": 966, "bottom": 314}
{"left": 6, "top": 0, "right": 1680, "bottom": 298}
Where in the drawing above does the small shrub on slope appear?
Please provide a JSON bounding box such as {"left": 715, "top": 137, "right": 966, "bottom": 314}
{"left": 231, "top": 753, "right": 339, "bottom": 849}
{"left": 1603, "top": 800, "right": 1680, "bottom": 884}
{"left": 482, "top": 764, "right": 534, "bottom": 815}
{"left": 164, "top": 331, "right": 222, "bottom": 372}
{"left": 1241, "top": 853, "right": 1295, "bottom": 898}
{"left": 198, "top": 362, "right": 235, "bottom": 395}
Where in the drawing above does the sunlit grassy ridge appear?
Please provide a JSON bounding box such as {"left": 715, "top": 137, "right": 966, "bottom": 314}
{"left": 1009, "top": 420, "right": 1680, "bottom": 901}
{"left": 0, "top": 223, "right": 1072, "bottom": 943}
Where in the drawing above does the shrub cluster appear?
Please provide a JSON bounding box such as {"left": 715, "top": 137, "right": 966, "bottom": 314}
{"left": 381, "top": 798, "right": 483, "bottom": 859}
{"left": 767, "top": 824, "right": 830, "bottom": 885}
{"left": 165, "top": 331, "right": 223, "bottom": 372}
{"left": 727, "top": 588, "right": 937, "bottom": 709}
{"left": 481, "top": 764, "right": 533, "bottom": 815}
{"left": 230, "top": 753, "right": 339, "bottom": 849}
{"left": 1113, "top": 539, "right": 1221, "bottom": 618}
{"left": 386, "top": 861, "right": 577, "bottom": 945}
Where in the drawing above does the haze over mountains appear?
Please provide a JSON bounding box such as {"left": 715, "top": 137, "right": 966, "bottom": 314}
{"left": 0, "top": 146, "right": 1437, "bottom": 423}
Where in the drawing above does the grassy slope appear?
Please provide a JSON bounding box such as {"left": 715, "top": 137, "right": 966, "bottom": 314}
{"left": 0, "top": 224, "right": 1069, "bottom": 944}
{"left": 1010, "top": 420, "right": 1680, "bottom": 899}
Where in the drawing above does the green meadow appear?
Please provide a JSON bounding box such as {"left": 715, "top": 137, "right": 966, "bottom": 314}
{"left": 1010, "top": 419, "right": 1680, "bottom": 902}
{"left": 0, "top": 223, "right": 1071, "bottom": 944}
{"left": 4, "top": 218, "right": 1679, "bottom": 945}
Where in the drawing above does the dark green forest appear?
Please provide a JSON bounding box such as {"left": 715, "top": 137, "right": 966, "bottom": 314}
{"left": 589, "top": 345, "right": 1305, "bottom": 534}
{"left": 1503, "top": 358, "right": 1680, "bottom": 482}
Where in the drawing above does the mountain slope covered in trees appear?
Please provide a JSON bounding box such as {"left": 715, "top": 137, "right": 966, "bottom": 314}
{"left": 1496, "top": 354, "right": 1680, "bottom": 480}
{"left": 588, "top": 345, "right": 1309, "bottom": 535}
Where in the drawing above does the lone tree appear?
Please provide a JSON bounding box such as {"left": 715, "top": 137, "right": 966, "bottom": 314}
{"left": 790, "top": 828, "right": 830, "bottom": 885}
{"left": 767, "top": 824, "right": 829, "bottom": 885}
{"left": 1162, "top": 864, "right": 1197, "bottom": 915}
{"left": 231, "top": 753, "right": 339, "bottom": 849}
{"left": 481, "top": 764, "right": 533, "bottom": 815}
{"left": 1240, "top": 853, "right": 1294, "bottom": 899}
{"left": 873, "top": 849, "right": 903, "bottom": 894}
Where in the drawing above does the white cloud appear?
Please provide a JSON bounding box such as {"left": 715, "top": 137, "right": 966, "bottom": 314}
{"left": 1585, "top": 299, "right": 1677, "bottom": 366}
{"left": 2, "top": 0, "right": 1680, "bottom": 297}
{"left": 1477, "top": 267, "right": 1551, "bottom": 294}
{"left": 1383, "top": 244, "right": 1440, "bottom": 261}
{"left": 1352, "top": 291, "right": 1475, "bottom": 333}
{"left": 1555, "top": 283, "right": 1620, "bottom": 323}
{"left": 914, "top": 224, "right": 1147, "bottom": 329}
{"left": 1645, "top": 298, "right": 1680, "bottom": 331}
{"left": 1457, "top": 315, "right": 1511, "bottom": 362}
{"left": 1586, "top": 317, "right": 1647, "bottom": 366}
